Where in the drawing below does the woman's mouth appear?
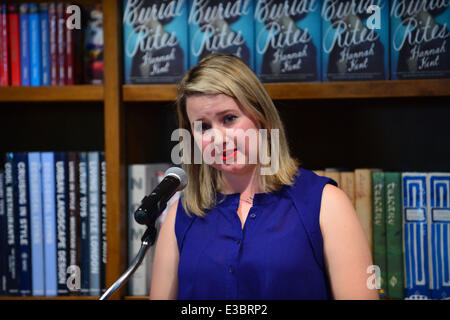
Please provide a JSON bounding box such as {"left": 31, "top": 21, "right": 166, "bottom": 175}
{"left": 222, "top": 148, "right": 237, "bottom": 161}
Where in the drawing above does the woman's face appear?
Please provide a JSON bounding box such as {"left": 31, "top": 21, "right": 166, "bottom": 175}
{"left": 186, "top": 93, "right": 261, "bottom": 175}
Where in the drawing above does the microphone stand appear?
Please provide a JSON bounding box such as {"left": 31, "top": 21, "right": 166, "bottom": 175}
{"left": 99, "top": 225, "right": 157, "bottom": 300}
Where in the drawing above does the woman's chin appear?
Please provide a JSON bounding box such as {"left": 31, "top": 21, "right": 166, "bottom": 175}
{"left": 212, "top": 162, "right": 256, "bottom": 175}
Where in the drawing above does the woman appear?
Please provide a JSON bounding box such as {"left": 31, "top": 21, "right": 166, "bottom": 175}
{"left": 150, "top": 53, "right": 378, "bottom": 300}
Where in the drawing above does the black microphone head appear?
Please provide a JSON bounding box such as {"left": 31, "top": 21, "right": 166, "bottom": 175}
{"left": 164, "top": 167, "right": 188, "bottom": 190}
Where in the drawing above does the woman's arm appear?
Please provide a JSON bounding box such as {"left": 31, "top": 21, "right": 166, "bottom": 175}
{"left": 149, "top": 199, "right": 180, "bottom": 300}
{"left": 320, "top": 184, "right": 379, "bottom": 300}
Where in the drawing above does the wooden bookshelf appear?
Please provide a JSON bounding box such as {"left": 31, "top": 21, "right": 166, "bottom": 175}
{"left": 0, "top": 296, "right": 100, "bottom": 300}
{"left": 0, "top": 85, "right": 104, "bottom": 102}
{"left": 122, "top": 79, "right": 450, "bottom": 102}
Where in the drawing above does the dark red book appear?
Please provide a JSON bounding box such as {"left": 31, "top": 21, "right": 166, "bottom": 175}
{"left": 65, "top": 4, "right": 74, "bottom": 85}
{"left": 49, "top": 3, "right": 58, "bottom": 85}
{"left": 56, "top": 3, "right": 66, "bottom": 85}
{"left": 7, "top": 4, "right": 20, "bottom": 86}
{"left": 0, "top": 4, "right": 9, "bottom": 86}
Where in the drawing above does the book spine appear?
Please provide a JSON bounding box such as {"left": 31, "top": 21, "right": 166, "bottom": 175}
{"left": 340, "top": 171, "right": 356, "bottom": 207}
{"left": 0, "top": 170, "right": 7, "bottom": 295}
{"left": 19, "top": 4, "right": 30, "bottom": 86}
{"left": 0, "top": 4, "right": 9, "bottom": 86}
{"left": 428, "top": 173, "right": 450, "bottom": 300}
{"left": 100, "top": 152, "right": 107, "bottom": 293}
{"left": 55, "top": 152, "right": 69, "bottom": 295}
{"left": 84, "top": 4, "right": 103, "bottom": 84}
{"left": 65, "top": 4, "right": 74, "bottom": 85}
{"left": 384, "top": 172, "right": 404, "bottom": 300}
{"left": 56, "top": 3, "right": 66, "bottom": 85}
{"left": 355, "top": 169, "right": 374, "bottom": 252}
{"left": 402, "top": 172, "right": 431, "bottom": 299}
{"left": 29, "top": 4, "right": 42, "bottom": 86}
{"left": 67, "top": 152, "right": 81, "bottom": 295}
{"left": 88, "top": 151, "right": 100, "bottom": 296}
{"left": 39, "top": 3, "right": 51, "bottom": 86}
{"left": 49, "top": 3, "right": 58, "bottom": 86}
{"left": 372, "top": 171, "right": 387, "bottom": 297}
{"left": 8, "top": 4, "right": 21, "bottom": 86}
{"left": 28, "top": 152, "right": 45, "bottom": 296}
{"left": 41, "top": 152, "right": 57, "bottom": 296}
{"left": 78, "top": 152, "right": 90, "bottom": 295}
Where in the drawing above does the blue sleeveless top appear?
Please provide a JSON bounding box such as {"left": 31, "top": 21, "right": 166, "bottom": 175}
{"left": 175, "top": 168, "right": 338, "bottom": 300}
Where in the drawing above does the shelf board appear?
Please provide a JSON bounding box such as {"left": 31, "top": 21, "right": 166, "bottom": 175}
{"left": 122, "top": 79, "right": 450, "bottom": 102}
{"left": 0, "top": 85, "right": 104, "bottom": 102}
{"left": 0, "top": 296, "right": 100, "bottom": 300}
{"left": 123, "top": 296, "right": 149, "bottom": 300}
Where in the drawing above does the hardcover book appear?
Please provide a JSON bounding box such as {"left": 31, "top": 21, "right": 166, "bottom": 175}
{"left": 8, "top": 4, "right": 21, "bottom": 86}
{"left": 390, "top": 0, "right": 450, "bottom": 79}
{"left": 254, "top": 0, "right": 322, "bottom": 82}
{"left": 322, "top": 0, "right": 389, "bottom": 81}
{"left": 19, "top": 4, "right": 30, "bottom": 86}
{"left": 29, "top": 4, "right": 42, "bottom": 86}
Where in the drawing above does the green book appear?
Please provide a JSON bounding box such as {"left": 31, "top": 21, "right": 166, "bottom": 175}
{"left": 384, "top": 172, "right": 404, "bottom": 299}
{"left": 372, "top": 172, "right": 387, "bottom": 297}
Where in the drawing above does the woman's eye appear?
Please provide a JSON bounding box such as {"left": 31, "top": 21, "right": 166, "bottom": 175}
{"left": 197, "top": 123, "right": 211, "bottom": 132}
{"left": 224, "top": 115, "right": 237, "bottom": 124}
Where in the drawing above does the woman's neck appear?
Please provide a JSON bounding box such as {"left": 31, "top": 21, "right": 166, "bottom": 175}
{"left": 219, "top": 165, "right": 260, "bottom": 197}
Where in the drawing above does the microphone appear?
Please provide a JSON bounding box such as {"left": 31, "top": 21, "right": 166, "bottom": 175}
{"left": 134, "top": 167, "right": 188, "bottom": 227}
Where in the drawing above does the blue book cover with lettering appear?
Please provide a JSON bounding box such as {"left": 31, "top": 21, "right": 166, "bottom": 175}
{"left": 39, "top": 3, "right": 50, "bottom": 86}
{"left": 322, "top": 0, "right": 389, "bottom": 81}
{"left": 29, "top": 4, "right": 41, "bottom": 86}
{"left": 254, "top": 0, "right": 322, "bottom": 82}
{"left": 402, "top": 172, "right": 431, "bottom": 299}
{"left": 19, "top": 4, "right": 30, "bottom": 86}
{"left": 88, "top": 151, "right": 100, "bottom": 296}
{"left": 28, "top": 152, "right": 45, "bottom": 296}
{"left": 14, "top": 152, "right": 32, "bottom": 296}
{"left": 0, "top": 170, "right": 7, "bottom": 295}
{"left": 188, "top": 0, "right": 255, "bottom": 69}
{"left": 41, "top": 152, "right": 57, "bottom": 296}
{"left": 78, "top": 152, "right": 90, "bottom": 295}
{"left": 123, "top": 0, "right": 189, "bottom": 84}
{"left": 428, "top": 173, "right": 450, "bottom": 300}
{"left": 390, "top": 0, "right": 450, "bottom": 79}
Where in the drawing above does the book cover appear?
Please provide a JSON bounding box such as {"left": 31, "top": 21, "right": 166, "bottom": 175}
{"left": 49, "top": 3, "right": 58, "bottom": 85}
{"left": 402, "top": 172, "right": 431, "bottom": 299}
{"left": 78, "top": 152, "right": 90, "bottom": 295}
{"left": 29, "top": 4, "right": 42, "bottom": 86}
{"left": 322, "top": 0, "right": 389, "bottom": 81}
{"left": 19, "top": 4, "right": 30, "bottom": 86}
{"left": 384, "top": 172, "right": 404, "bottom": 300}
{"left": 0, "top": 170, "right": 7, "bottom": 295}
{"left": 40, "top": 3, "right": 51, "bottom": 86}
{"left": 8, "top": 4, "right": 21, "bottom": 86}
{"left": 84, "top": 4, "right": 103, "bottom": 84}
{"left": 0, "top": 4, "right": 9, "bottom": 86}
{"left": 390, "top": 0, "right": 450, "bottom": 79}
{"left": 428, "top": 173, "right": 450, "bottom": 300}
{"left": 56, "top": 3, "right": 66, "bottom": 85}
{"left": 188, "top": 0, "right": 255, "bottom": 69}
{"left": 100, "top": 152, "right": 107, "bottom": 293}
{"left": 123, "top": 0, "right": 189, "bottom": 84}
{"left": 254, "top": 0, "right": 322, "bottom": 82}
{"left": 88, "top": 151, "right": 101, "bottom": 296}
{"left": 372, "top": 171, "right": 387, "bottom": 297}
{"left": 41, "top": 152, "right": 57, "bottom": 296}
{"left": 28, "top": 152, "right": 45, "bottom": 296}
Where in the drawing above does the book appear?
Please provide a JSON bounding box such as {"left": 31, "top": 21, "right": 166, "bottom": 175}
{"left": 8, "top": 4, "right": 21, "bottom": 86}
{"left": 56, "top": 3, "right": 66, "bottom": 85}
{"left": 188, "top": 0, "right": 255, "bottom": 69}
{"left": 19, "top": 4, "right": 30, "bottom": 86}
{"left": 28, "top": 152, "right": 45, "bottom": 296}
{"left": 66, "top": 4, "right": 75, "bottom": 85}
{"left": 84, "top": 4, "right": 103, "bottom": 84}
{"left": 49, "top": 3, "right": 58, "bottom": 85}
{"left": 428, "top": 173, "right": 450, "bottom": 300}
{"left": 0, "top": 4, "right": 9, "bottom": 86}
{"left": 402, "top": 172, "right": 431, "bottom": 299}
{"left": 390, "top": 0, "right": 450, "bottom": 80}
{"left": 355, "top": 168, "right": 374, "bottom": 252}
{"left": 100, "top": 152, "right": 107, "bottom": 293}
{"left": 29, "top": 4, "right": 42, "bottom": 86}
{"left": 254, "top": 0, "right": 322, "bottom": 82}
{"left": 0, "top": 170, "right": 6, "bottom": 295}
{"left": 78, "top": 152, "right": 90, "bottom": 295}
{"left": 40, "top": 3, "right": 51, "bottom": 86}
{"left": 340, "top": 171, "right": 356, "bottom": 207}
{"left": 123, "top": 0, "right": 189, "bottom": 84}
{"left": 41, "top": 152, "right": 57, "bottom": 296}
{"left": 322, "top": 0, "right": 389, "bottom": 81}
{"left": 384, "top": 172, "right": 404, "bottom": 300}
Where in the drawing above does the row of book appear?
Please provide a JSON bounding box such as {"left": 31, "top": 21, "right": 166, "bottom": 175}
{"left": 123, "top": 0, "right": 450, "bottom": 84}
{"left": 0, "top": 3, "right": 104, "bottom": 87}
{"left": 0, "top": 151, "right": 107, "bottom": 297}
{"left": 316, "top": 168, "right": 450, "bottom": 300}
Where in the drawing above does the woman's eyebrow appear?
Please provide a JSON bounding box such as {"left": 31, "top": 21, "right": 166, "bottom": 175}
{"left": 193, "top": 109, "right": 236, "bottom": 124}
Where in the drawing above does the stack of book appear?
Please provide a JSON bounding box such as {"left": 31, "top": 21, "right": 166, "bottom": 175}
{"left": 0, "top": 151, "right": 107, "bottom": 297}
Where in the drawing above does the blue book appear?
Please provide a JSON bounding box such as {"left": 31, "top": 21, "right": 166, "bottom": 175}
{"left": 55, "top": 152, "right": 69, "bottom": 295}
{"left": 78, "top": 152, "right": 90, "bottom": 295}
{"left": 88, "top": 151, "right": 100, "bottom": 296}
{"left": 13, "top": 153, "right": 32, "bottom": 296}
{"left": 100, "top": 152, "right": 107, "bottom": 293}
{"left": 19, "top": 4, "right": 30, "bottom": 86}
{"left": 4, "top": 154, "right": 19, "bottom": 296}
{"left": 188, "top": 0, "right": 255, "bottom": 69}
{"left": 0, "top": 170, "right": 7, "bottom": 295}
{"left": 29, "top": 4, "right": 42, "bottom": 86}
{"left": 254, "top": 0, "right": 322, "bottom": 82}
{"left": 428, "top": 173, "right": 450, "bottom": 300}
{"left": 321, "top": 0, "right": 389, "bottom": 81}
{"left": 123, "top": 0, "right": 189, "bottom": 84}
{"left": 28, "top": 152, "right": 45, "bottom": 296}
{"left": 41, "top": 152, "right": 57, "bottom": 296}
{"left": 390, "top": 0, "right": 450, "bottom": 79}
{"left": 39, "top": 3, "right": 50, "bottom": 86}
{"left": 402, "top": 172, "right": 431, "bottom": 299}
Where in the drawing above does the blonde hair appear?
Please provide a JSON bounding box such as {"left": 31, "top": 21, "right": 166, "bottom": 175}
{"left": 176, "top": 53, "right": 299, "bottom": 217}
